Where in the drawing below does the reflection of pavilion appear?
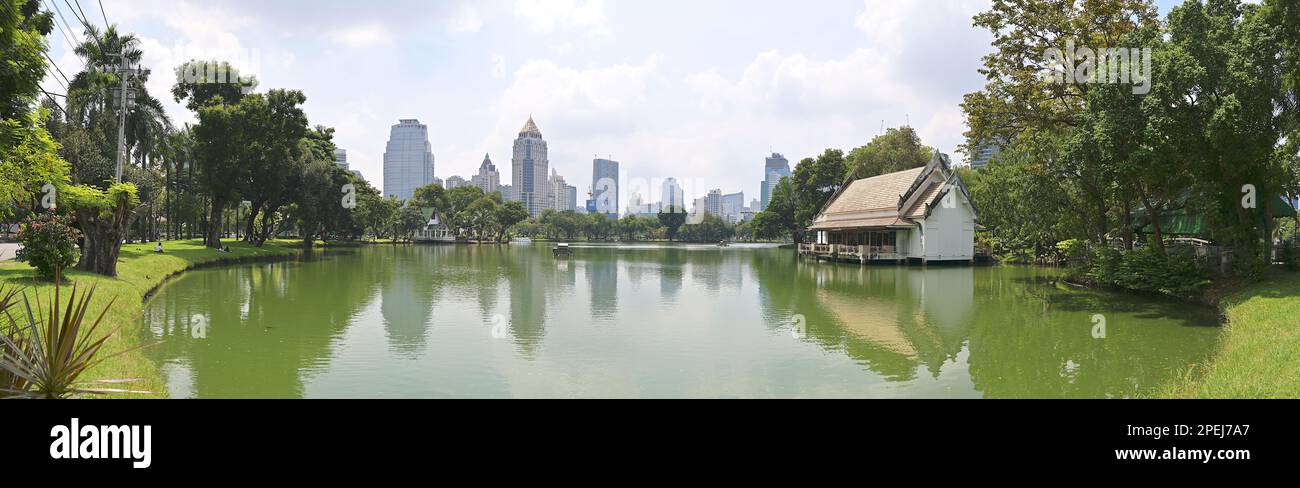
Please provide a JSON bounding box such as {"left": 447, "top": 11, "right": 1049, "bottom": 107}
{"left": 801, "top": 266, "right": 975, "bottom": 381}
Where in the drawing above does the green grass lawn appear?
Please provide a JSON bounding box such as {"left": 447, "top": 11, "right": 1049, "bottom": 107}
{"left": 1162, "top": 270, "right": 1300, "bottom": 398}
{"left": 0, "top": 239, "right": 301, "bottom": 398}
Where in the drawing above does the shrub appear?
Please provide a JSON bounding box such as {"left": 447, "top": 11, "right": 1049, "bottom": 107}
{"left": 0, "top": 284, "right": 148, "bottom": 398}
{"left": 1060, "top": 240, "right": 1210, "bottom": 299}
{"left": 14, "top": 212, "right": 80, "bottom": 281}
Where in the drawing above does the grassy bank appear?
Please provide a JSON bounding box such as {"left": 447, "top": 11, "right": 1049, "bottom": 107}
{"left": 0, "top": 239, "right": 302, "bottom": 398}
{"left": 1161, "top": 270, "right": 1300, "bottom": 398}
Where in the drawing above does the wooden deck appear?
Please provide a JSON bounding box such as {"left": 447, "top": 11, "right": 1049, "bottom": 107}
{"left": 798, "top": 243, "right": 906, "bottom": 264}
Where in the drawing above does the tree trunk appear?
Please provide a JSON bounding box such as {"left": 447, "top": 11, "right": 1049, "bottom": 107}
{"left": 74, "top": 203, "right": 145, "bottom": 277}
{"left": 206, "top": 198, "right": 224, "bottom": 248}
{"left": 243, "top": 199, "right": 265, "bottom": 243}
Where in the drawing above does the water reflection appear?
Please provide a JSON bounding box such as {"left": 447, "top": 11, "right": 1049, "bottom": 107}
{"left": 143, "top": 245, "right": 1220, "bottom": 398}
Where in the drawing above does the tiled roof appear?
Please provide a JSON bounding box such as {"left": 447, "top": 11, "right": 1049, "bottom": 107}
{"left": 808, "top": 217, "right": 915, "bottom": 230}
{"left": 904, "top": 181, "right": 943, "bottom": 219}
{"left": 820, "top": 167, "right": 925, "bottom": 215}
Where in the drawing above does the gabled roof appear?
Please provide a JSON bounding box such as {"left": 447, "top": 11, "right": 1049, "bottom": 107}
{"left": 820, "top": 167, "right": 926, "bottom": 215}
{"left": 809, "top": 152, "right": 975, "bottom": 231}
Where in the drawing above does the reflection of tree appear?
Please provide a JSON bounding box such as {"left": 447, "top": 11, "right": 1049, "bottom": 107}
{"left": 964, "top": 267, "right": 1220, "bottom": 398}
{"left": 658, "top": 248, "right": 685, "bottom": 302}
{"left": 144, "top": 251, "right": 383, "bottom": 398}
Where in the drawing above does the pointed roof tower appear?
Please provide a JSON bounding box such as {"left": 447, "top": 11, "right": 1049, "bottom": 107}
{"left": 519, "top": 116, "right": 542, "bottom": 137}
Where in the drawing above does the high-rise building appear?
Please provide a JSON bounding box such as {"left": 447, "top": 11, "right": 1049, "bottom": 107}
{"left": 499, "top": 184, "right": 513, "bottom": 201}
{"left": 661, "top": 177, "right": 684, "bottom": 212}
{"left": 721, "top": 191, "right": 745, "bottom": 223}
{"left": 565, "top": 185, "right": 577, "bottom": 212}
{"left": 549, "top": 169, "right": 574, "bottom": 212}
{"left": 512, "top": 117, "right": 551, "bottom": 217}
{"left": 592, "top": 158, "right": 620, "bottom": 219}
{"left": 760, "top": 153, "right": 791, "bottom": 211}
{"left": 705, "top": 189, "right": 723, "bottom": 216}
{"left": 383, "top": 119, "right": 436, "bottom": 201}
{"left": 969, "top": 141, "right": 1003, "bottom": 169}
{"left": 471, "top": 153, "right": 500, "bottom": 196}
{"left": 445, "top": 175, "right": 466, "bottom": 189}
{"left": 334, "top": 148, "right": 349, "bottom": 170}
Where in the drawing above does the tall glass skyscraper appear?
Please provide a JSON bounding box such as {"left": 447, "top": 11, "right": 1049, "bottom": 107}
{"left": 760, "top": 152, "right": 791, "bottom": 211}
{"left": 512, "top": 117, "right": 551, "bottom": 217}
{"left": 592, "top": 158, "right": 620, "bottom": 219}
{"left": 383, "top": 119, "right": 436, "bottom": 202}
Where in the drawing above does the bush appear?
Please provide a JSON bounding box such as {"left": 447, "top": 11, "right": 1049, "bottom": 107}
{"left": 14, "top": 213, "right": 80, "bottom": 281}
{"left": 1061, "top": 240, "right": 1210, "bottom": 299}
{"left": 1281, "top": 241, "right": 1298, "bottom": 272}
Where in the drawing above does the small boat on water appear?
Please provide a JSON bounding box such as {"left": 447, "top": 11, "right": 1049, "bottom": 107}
{"left": 718, "top": 240, "right": 731, "bottom": 247}
{"left": 512, "top": 237, "right": 533, "bottom": 244}
{"left": 553, "top": 243, "right": 573, "bottom": 258}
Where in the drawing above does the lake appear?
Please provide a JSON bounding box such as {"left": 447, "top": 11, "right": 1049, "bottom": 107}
{"left": 141, "top": 243, "right": 1222, "bottom": 398}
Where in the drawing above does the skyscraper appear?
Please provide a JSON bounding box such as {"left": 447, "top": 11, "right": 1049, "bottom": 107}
{"left": 471, "top": 153, "right": 500, "bottom": 196}
{"left": 760, "top": 153, "right": 791, "bottom": 211}
{"left": 662, "top": 177, "right": 684, "bottom": 212}
{"left": 969, "top": 141, "right": 1003, "bottom": 169}
{"left": 334, "top": 148, "right": 349, "bottom": 170}
{"left": 383, "top": 119, "right": 436, "bottom": 201}
{"left": 705, "top": 189, "right": 723, "bottom": 216}
{"left": 512, "top": 117, "right": 550, "bottom": 217}
{"left": 721, "top": 191, "right": 745, "bottom": 223}
{"left": 445, "top": 175, "right": 466, "bottom": 189}
{"left": 592, "top": 158, "right": 619, "bottom": 219}
{"left": 549, "top": 169, "right": 574, "bottom": 212}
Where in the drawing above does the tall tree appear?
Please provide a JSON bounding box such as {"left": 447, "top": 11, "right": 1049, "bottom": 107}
{"left": 845, "top": 127, "right": 933, "bottom": 180}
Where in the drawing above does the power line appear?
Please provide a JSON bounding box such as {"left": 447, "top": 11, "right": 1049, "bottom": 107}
{"left": 44, "top": 0, "right": 82, "bottom": 56}
{"left": 95, "top": 0, "right": 108, "bottom": 29}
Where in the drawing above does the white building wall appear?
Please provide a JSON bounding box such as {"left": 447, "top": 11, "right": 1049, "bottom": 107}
{"left": 917, "top": 189, "right": 976, "bottom": 261}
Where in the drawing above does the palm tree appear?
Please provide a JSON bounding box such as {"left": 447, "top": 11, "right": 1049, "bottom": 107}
{"left": 64, "top": 24, "right": 171, "bottom": 188}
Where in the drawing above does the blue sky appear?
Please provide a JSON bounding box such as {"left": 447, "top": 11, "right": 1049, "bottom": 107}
{"left": 41, "top": 0, "right": 1205, "bottom": 207}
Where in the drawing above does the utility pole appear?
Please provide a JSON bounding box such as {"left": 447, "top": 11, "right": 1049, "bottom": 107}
{"left": 111, "top": 54, "right": 150, "bottom": 182}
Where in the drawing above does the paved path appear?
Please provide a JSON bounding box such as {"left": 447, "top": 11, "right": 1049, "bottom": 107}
{"left": 0, "top": 243, "right": 20, "bottom": 261}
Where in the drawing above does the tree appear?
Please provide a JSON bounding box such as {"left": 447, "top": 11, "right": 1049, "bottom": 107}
{"left": 239, "top": 92, "right": 309, "bottom": 245}
{"left": 752, "top": 178, "right": 798, "bottom": 241}
{"left": 62, "top": 183, "right": 143, "bottom": 277}
{"left": 846, "top": 127, "right": 933, "bottom": 180}
{"left": 791, "top": 149, "right": 848, "bottom": 240}
{"left": 658, "top": 206, "right": 687, "bottom": 242}
{"left": 1, "top": 1, "right": 66, "bottom": 222}
{"left": 494, "top": 200, "right": 529, "bottom": 242}
{"left": 411, "top": 183, "right": 447, "bottom": 212}
{"left": 392, "top": 206, "right": 425, "bottom": 243}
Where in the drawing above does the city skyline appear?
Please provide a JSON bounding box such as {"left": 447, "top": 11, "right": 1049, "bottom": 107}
{"left": 42, "top": 0, "right": 1194, "bottom": 207}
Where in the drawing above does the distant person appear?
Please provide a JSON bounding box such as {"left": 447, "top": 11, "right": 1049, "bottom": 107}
{"left": 223, "top": 246, "right": 233, "bottom": 253}
{"left": 154, "top": 242, "right": 164, "bottom": 254}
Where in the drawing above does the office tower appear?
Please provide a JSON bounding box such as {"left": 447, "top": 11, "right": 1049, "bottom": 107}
{"left": 760, "top": 153, "right": 791, "bottom": 211}
{"left": 334, "top": 149, "right": 349, "bottom": 170}
{"left": 550, "top": 169, "right": 573, "bottom": 212}
{"left": 721, "top": 191, "right": 745, "bottom": 223}
{"left": 969, "top": 141, "right": 1003, "bottom": 169}
{"left": 705, "top": 189, "right": 723, "bottom": 216}
{"left": 383, "top": 119, "right": 436, "bottom": 201}
{"left": 566, "top": 185, "right": 578, "bottom": 212}
{"left": 592, "top": 158, "right": 620, "bottom": 219}
{"left": 500, "top": 184, "right": 513, "bottom": 201}
{"left": 662, "top": 177, "right": 684, "bottom": 212}
{"left": 471, "top": 153, "right": 500, "bottom": 196}
{"left": 445, "top": 175, "right": 466, "bottom": 189}
{"left": 512, "top": 117, "right": 551, "bottom": 217}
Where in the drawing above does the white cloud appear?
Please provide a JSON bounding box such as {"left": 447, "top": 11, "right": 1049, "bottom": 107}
{"left": 514, "top": 0, "right": 610, "bottom": 38}
{"left": 445, "top": 6, "right": 484, "bottom": 35}
{"left": 330, "top": 23, "right": 394, "bottom": 48}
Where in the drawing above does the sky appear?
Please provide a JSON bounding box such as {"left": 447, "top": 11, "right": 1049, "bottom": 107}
{"left": 39, "top": 0, "right": 1197, "bottom": 208}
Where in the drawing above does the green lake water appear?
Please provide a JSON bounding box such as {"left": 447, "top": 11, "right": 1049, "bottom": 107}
{"left": 141, "top": 243, "right": 1222, "bottom": 398}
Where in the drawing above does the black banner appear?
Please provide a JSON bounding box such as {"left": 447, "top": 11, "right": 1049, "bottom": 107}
{"left": 2, "top": 399, "right": 1293, "bottom": 477}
